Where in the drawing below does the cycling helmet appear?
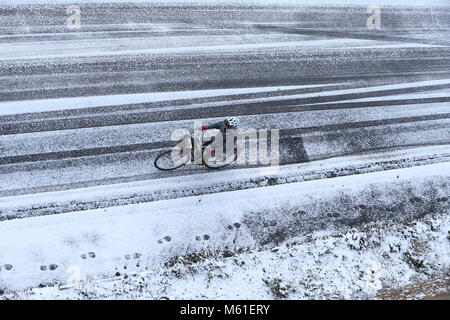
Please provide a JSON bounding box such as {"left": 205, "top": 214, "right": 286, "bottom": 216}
{"left": 225, "top": 117, "right": 239, "bottom": 129}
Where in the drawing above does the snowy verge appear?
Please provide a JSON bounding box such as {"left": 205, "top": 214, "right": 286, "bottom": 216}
{"left": 0, "top": 162, "right": 448, "bottom": 292}
{"left": 3, "top": 210, "right": 449, "bottom": 299}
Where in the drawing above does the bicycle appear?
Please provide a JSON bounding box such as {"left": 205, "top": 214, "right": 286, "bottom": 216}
{"left": 154, "top": 135, "right": 238, "bottom": 171}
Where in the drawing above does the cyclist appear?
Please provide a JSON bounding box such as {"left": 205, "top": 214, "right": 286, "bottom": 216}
{"left": 192, "top": 117, "right": 239, "bottom": 163}
{"left": 201, "top": 117, "right": 239, "bottom": 137}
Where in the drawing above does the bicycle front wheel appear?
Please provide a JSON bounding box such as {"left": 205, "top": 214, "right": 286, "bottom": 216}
{"left": 154, "top": 149, "right": 189, "bottom": 171}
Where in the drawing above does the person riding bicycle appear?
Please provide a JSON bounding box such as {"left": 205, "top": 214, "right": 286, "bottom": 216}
{"left": 155, "top": 117, "right": 240, "bottom": 170}
{"left": 195, "top": 117, "right": 239, "bottom": 162}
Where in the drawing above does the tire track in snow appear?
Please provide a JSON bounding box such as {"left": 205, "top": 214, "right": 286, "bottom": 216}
{"left": 0, "top": 112, "right": 449, "bottom": 166}
{"left": 1, "top": 85, "right": 450, "bottom": 135}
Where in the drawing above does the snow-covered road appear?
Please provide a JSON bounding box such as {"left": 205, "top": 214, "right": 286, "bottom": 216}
{"left": 0, "top": 2, "right": 449, "bottom": 296}
{"left": 0, "top": 3, "right": 449, "bottom": 194}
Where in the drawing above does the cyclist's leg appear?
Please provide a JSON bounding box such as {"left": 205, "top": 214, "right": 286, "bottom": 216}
{"left": 190, "top": 136, "right": 196, "bottom": 162}
{"left": 191, "top": 136, "right": 208, "bottom": 164}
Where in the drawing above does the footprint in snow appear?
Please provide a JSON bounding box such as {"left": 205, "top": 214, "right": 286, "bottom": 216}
{"left": 125, "top": 253, "right": 142, "bottom": 260}
{"left": 133, "top": 253, "right": 142, "bottom": 259}
{"left": 157, "top": 236, "right": 172, "bottom": 244}
{"left": 2, "top": 264, "right": 13, "bottom": 271}
{"left": 227, "top": 223, "right": 241, "bottom": 230}
{"left": 81, "top": 252, "right": 96, "bottom": 260}
{"left": 40, "top": 264, "right": 58, "bottom": 271}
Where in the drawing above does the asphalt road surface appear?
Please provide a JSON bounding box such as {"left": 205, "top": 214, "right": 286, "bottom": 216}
{"left": 0, "top": 3, "right": 449, "bottom": 195}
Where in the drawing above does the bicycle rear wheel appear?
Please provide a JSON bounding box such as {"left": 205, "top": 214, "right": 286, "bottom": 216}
{"left": 203, "top": 150, "right": 237, "bottom": 169}
{"left": 154, "top": 149, "right": 189, "bottom": 171}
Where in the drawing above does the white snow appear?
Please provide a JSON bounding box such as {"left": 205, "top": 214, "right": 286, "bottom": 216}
{"left": 0, "top": 84, "right": 331, "bottom": 116}
{"left": 343, "top": 43, "right": 444, "bottom": 49}
{"left": 1, "top": 79, "right": 449, "bottom": 116}
{"left": 0, "top": 39, "right": 388, "bottom": 61}
{"left": 0, "top": 161, "right": 448, "bottom": 291}
{"left": 311, "top": 87, "right": 450, "bottom": 105}
{"left": 3, "top": 201, "right": 449, "bottom": 300}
